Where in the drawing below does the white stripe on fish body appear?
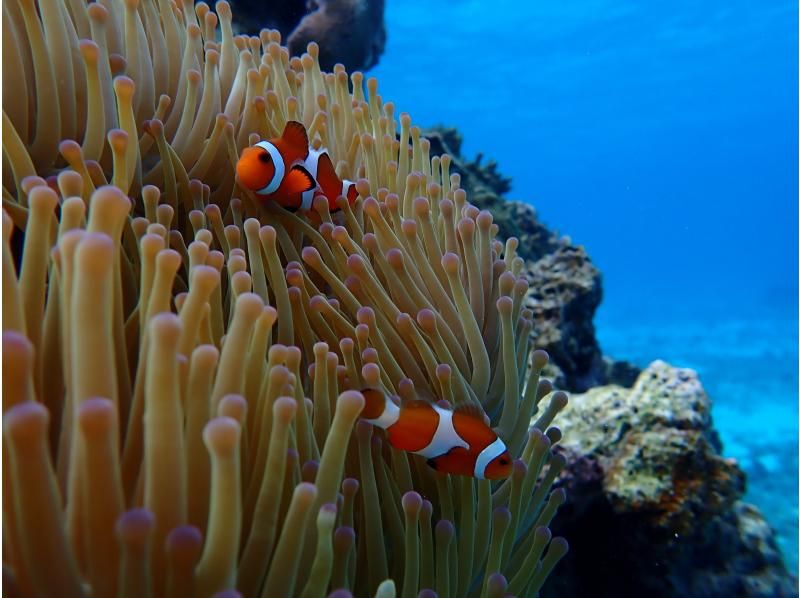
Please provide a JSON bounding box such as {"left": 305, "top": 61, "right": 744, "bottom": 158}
{"left": 413, "top": 404, "right": 469, "bottom": 460}
{"left": 300, "top": 147, "right": 325, "bottom": 211}
{"left": 342, "top": 180, "right": 354, "bottom": 200}
{"left": 363, "top": 394, "right": 400, "bottom": 429}
{"left": 472, "top": 437, "right": 506, "bottom": 480}
{"left": 254, "top": 141, "right": 285, "bottom": 195}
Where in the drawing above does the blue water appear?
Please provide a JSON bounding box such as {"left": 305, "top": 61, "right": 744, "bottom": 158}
{"left": 370, "top": 0, "right": 799, "bottom": 571}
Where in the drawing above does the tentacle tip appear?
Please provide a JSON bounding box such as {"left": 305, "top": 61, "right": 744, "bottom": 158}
{"left": 551, "top": 391, "right": 569, "bottom": 410}
{"left": 166, "top": 525, "right": 203, "bottom": 557}
{"left": 434, "top": 518, "right": 455, "bottom": 539}
{"left": 401, "top": 491, "right": 423, "bottom": 514}
{"left": 78, "top": 398, "right": 116, "bottom": 435}
{"left": 441, "top": 252, "right": 460, "bottom": 272}
{"left": 336, "top": 390, "right": 365, "bottom": 416}
{"left": 496, "top": 295, "right": 514, "bottom": 314}
{"left": 202, "top": 416, "right": 241, "bottom": 454}
{"left": 116, "top": 508, "right": 155, "bottom": 542}
{"left": 3, "top": 401, "right": 49, "bottom": 439}
{"left": 531, "top": 349, "right": 550, "bottom": 369}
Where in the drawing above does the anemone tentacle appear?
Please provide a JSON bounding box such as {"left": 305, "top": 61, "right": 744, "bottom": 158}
{"left": 2, "top": 1, "right": 569, "bottom": 596}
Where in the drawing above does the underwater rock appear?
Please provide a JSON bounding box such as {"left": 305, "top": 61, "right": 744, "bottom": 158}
{"left": 424, "top": 126, "right": 640, "bottom": 391}
{"left": 522, "top": 245, "right": 605, "bottom": 392}
{"left": 230, "top": 0, "right": 386, "bottom": 72}
{"left": 600, "top": 355, "right": 643, "bottom": 388}
{"left": 545, "top": 361, "right": 797, "bottom": 597}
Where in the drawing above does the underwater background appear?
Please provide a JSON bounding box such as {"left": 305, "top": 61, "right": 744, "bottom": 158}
{"left": 370, "top": 0, "right": 799, "bottom": 572}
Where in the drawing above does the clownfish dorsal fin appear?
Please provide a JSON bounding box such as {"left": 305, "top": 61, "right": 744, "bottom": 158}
{"left": 281, "top": 121, "right": 310, "bottom": 158}
{"left": 282, "top": 164, "right": 316, "bottom": 195}
{"left": 453, "top": 400, "right": 489, "bottom": 424}
{"left": 403, "top": 398, "right": 433, "bottom": 410}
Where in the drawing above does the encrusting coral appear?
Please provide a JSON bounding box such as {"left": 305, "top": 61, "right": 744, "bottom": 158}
{"left": 2, "top": 0, "right": 569, "bottom": 595}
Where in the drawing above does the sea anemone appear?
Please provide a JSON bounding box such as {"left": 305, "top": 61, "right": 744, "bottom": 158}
{"left": 2, "top": 0, "right": 569, "bottom": 596}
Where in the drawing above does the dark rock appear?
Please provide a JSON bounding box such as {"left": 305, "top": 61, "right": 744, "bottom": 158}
{"left": 230, "top": 0, "right": 306, "bottom": 37}
{"left": 230, "top": 0, "right": 386, "bottom": 72}
{"left": 544, "top": 361, "right": 797, "bottom": 597}
{"left": 523, "top": 245, "right": 605, "bottom": 392}
{"left": 602, "top": 355, "right": 642, "bottom": 387}
{"left": 288, "top": 0, "right": 386, "bottom": 73}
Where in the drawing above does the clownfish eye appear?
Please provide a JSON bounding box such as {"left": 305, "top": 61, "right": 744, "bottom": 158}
{"left": 499, "top": 457, "right": 509, "bottom": 465}
{"left": 258, "top": 152, "right": 271, "bottom": 164}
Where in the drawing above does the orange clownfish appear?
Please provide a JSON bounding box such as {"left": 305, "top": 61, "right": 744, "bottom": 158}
{"left": 361, "top": 388, "right": 513, "bottom": 480}
{"left": 236, "top": 121, "right": 358, "bottom": 212}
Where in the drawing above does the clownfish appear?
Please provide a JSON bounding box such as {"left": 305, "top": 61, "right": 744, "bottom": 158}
{"left": 361, "top": 388, "right": 513, "bottom": 480}
{"left": 236, "top": 121, "right": 358, "bottom": 212}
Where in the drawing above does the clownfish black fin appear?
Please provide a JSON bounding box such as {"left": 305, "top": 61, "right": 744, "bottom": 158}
{"left": 282, "top": 121, "right": 310, "bottom": 158}
{"left": 284, "top": 165, "right": 316, "bottom": 194}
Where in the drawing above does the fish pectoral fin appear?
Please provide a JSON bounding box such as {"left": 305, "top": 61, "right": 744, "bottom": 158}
{"left": 284, "top": 165, "right": 316, "bottom": 194}
{"left": 426, "top": 446, "right": 472, "bottom": 475}
{"left": 282, "top": 121, "right": 310, "bottom": 158}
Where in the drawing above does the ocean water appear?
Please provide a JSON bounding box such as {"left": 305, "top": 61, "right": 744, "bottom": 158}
{"left": 370, "top": 0, "right": 799, "bottom": 572}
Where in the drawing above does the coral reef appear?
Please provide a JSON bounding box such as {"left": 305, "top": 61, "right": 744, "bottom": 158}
{"left": 546, "top": 361, "right": 797, "bottom": 597}
{"left": 423, "top": 127, "right": 554, "bottom": 261}
{"left": 423, "top": 125, "right": 796, "bottom": 597}
{"left": 1, "top": 0, "right": 568, "bottom": 596}
{"left": 229, "top": 0, "right": 386, "bottom": 72}
{"left": 424, "top": 126, "right": 640, "bottom": 392}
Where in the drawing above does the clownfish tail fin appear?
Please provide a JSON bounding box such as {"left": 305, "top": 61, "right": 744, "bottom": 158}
{"left": 344, "top": 180, "right": 358, "bottom": 204}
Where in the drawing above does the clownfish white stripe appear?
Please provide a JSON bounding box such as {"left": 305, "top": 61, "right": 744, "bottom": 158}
{"left": 254, "top": 141, "right": 285, "bottom": 195}
{"left": 300, "top": 147, "right": 324, "bottom": 211}
{"left": 363, "top": 394, "right": 400, "bottom": 429}
{"left": 342, "top": 180, "right": 355, "bottom": 200}
{"left": 473, "top": 437, "right": 507, "bottom": 480}
{"left": 414, "top": 405, "right": 469, "bottom": 460}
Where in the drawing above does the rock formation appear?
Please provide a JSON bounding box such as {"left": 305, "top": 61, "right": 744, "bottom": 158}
{"left": 230, "top": 0, "right": 386, "bottom": 72}
{"left": 546, "top": 361, "right": 796, "bottom": 596}
{"left": 426, "top": 126, "right": 796, "bottom": 595}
